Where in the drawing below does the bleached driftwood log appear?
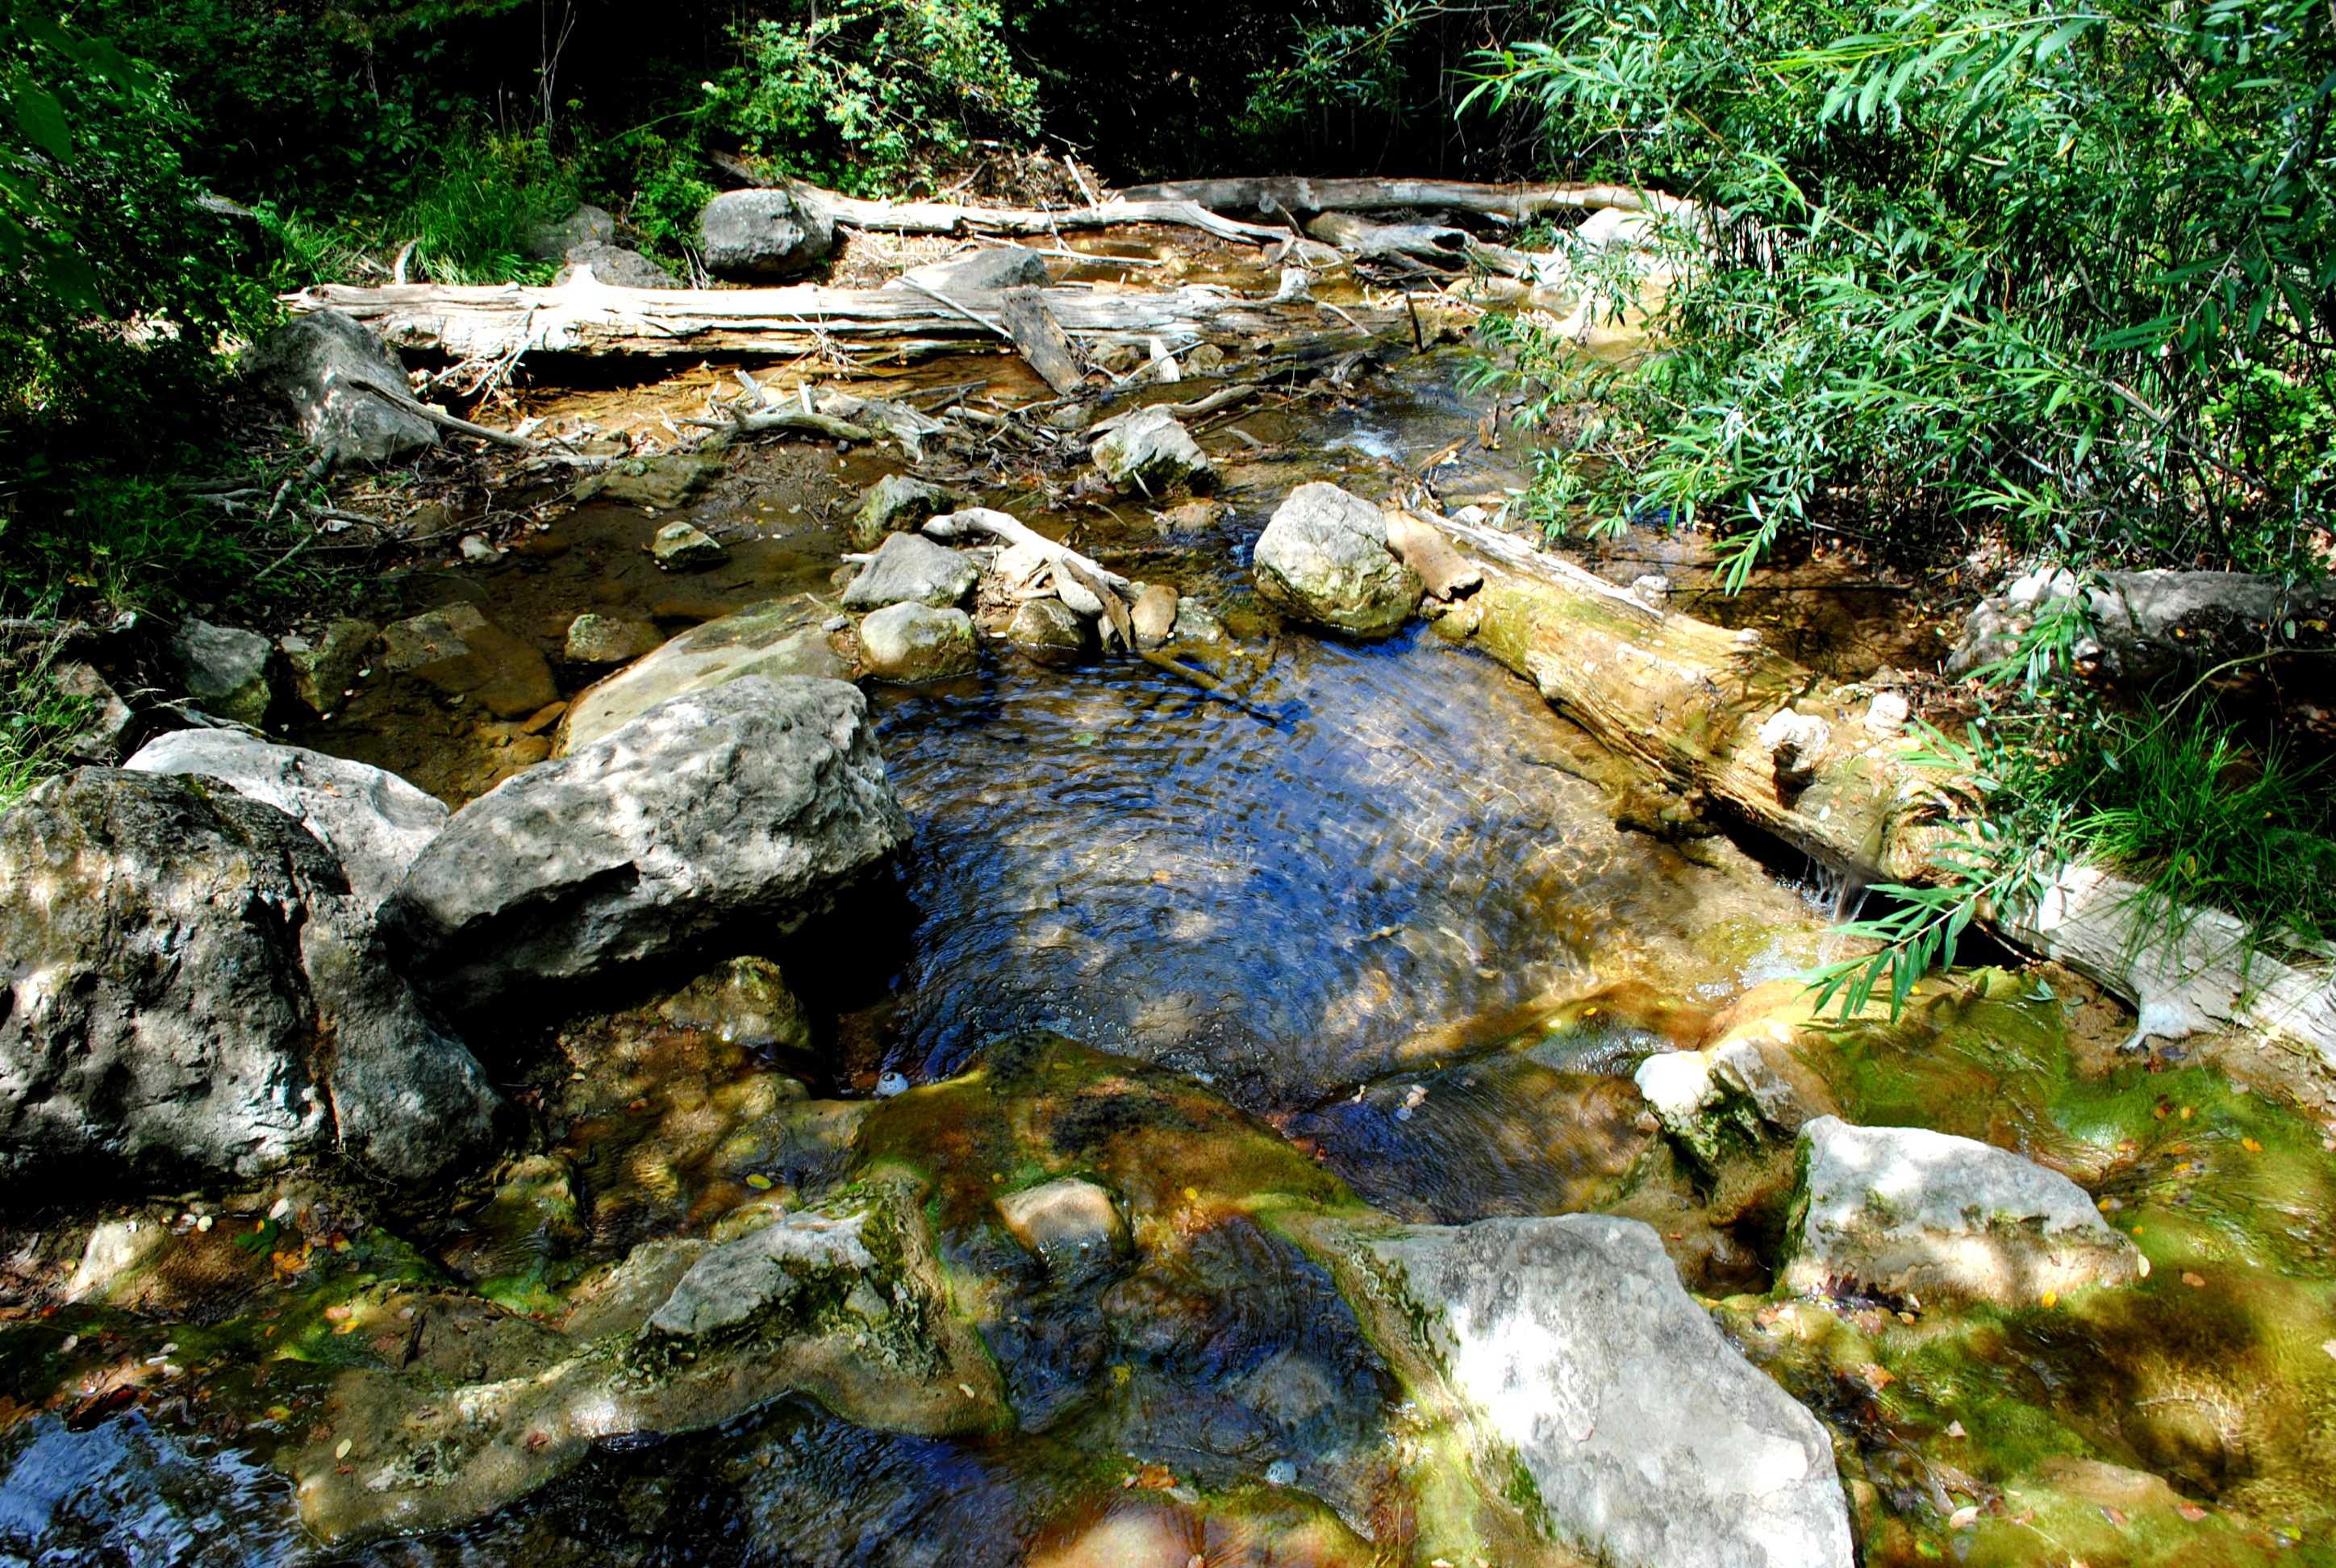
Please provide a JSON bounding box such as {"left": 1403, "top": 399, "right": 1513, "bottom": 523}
{"left": 281, "top": 278, "right": 1381, "bottom": 361}
{"left": 820, "top": 190, "right": 1295, "bottom": 246}
{"left": 1417, "top": 510, "right": 2336, "bottom": 1064}
{"left": 1117, "top": 177, "right": 1695, "bottom": 223}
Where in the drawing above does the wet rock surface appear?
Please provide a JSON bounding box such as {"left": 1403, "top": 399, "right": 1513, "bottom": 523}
{"left": 0, "top": 768, "right": 498, "bottom": 1185}
{"left": 124, "top": 728, "right": 448, "bottom": 911}
{"left": 387, "top": 676, "right": 910, "bottom": 1006}
{"left": 379, "top": 602, "right": 559, "bottom": 719}
{"left": 858, "top": 602, "right": 977, "bottom": 682}
{"left": 557, "top": 596, "right": 844, "bottom": 755}
{"left": 841, "top": 531, "right": 980, "bottom": 610}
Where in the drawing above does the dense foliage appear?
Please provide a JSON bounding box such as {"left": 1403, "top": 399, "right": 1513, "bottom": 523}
{"left": 1470, "top": 0, "right": 2336, "bottom": 583}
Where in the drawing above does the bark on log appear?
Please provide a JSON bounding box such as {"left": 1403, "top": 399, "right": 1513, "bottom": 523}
{"left": 280, "top": 281, "right": 1381, "bottom": 361}
{"left": 1117, "top": 177, "right": 1695, "bottom": 222}
{"left": 1418, "top": 511, "right": 2336, "bottom": 1065}
{"left": 995, "top": 287, "right": 1087, "bottom": 394}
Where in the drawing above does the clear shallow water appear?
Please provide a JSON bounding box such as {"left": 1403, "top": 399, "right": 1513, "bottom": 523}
{"left": 863, "top": 623, "right": 1821, "bottom": 1113}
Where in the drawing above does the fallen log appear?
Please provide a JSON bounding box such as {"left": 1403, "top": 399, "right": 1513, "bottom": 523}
{"left": 1116, "top": 177, "right": 1694, "bottom": 223}
{"left": 994, "top": 287, "right": 1086, "bottom": 394}
{"left": 822, "top": 191, "right": 1295, "bottom": 247}
{"left": 281, "top": 280, "right": 1380, "bottom": 361}
{"left": 1416, "top": 511, "right": 2336, "bottom": 1065}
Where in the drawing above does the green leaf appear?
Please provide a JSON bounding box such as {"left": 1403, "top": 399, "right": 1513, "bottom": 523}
{"left": 14, "top": 89, "right": 73, "bottom": 161}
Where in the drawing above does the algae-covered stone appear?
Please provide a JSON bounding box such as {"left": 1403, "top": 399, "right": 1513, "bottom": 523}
{"left": 996, "top": 1176, "right": 1125, "bottom": 1265}
{"left": 173, "top": 617, "right": 272, "bottom": 726}
{"left": 125, "top": 728, "right": 448, "bottom": 912}
{"left": 1366, "top": 1212, "right": 1854, "bottom": 1568}
{"left": 1094, "top": 405, "right": 1216, "bottom": 495}
{"left": 657, "top": 955, "right": 811, "bottom": 1050}
{"left": 858, "top": 603, "right": 976, "bottom": 682}
{"left": 280, "top": 618, "right": 378, "bottom": 714}
{"left": 841, "top": 531, "right": 979, "bottom": 611}
{"left": 1782, "top": 1116, "right": 2140, "bottom": 1307}
{"left": 650, "top": 520, "right": 728, "bottom": 570}
{"left": 1636, "top": 1032, "right": 1840, "bottom": 1177}
{"left": 562, "top": 613, "right": 663, "bottom": 665}
{"left": 648, "top": 1200, "right": 878, "bottom": 1337}
{"left": 1252, "top": 482, "right": 1422, "bottom": 638}
{"left": 849, "top": 473, "right": 963, "bottom": 550}
{"left": 557, "top": 596, "right": 843, "bottom": 755}
{"left": 579, "top": 448, "right": 727, "bottom": 509}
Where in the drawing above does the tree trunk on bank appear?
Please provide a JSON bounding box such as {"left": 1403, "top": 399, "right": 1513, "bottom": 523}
{"left": 1419, "top": 512, "right": 2336, "bottom": 1063}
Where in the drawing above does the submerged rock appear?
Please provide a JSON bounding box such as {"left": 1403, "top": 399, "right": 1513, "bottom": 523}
{"left": 578, "top": 448, "right": 727, "bottom": 509}
{"left": 1093, "top": 405, "right": 1215, "bottom": 495}
{"left": 858, "top": 602, "right": 977, "bottom": 682}
{"left": 0, "top": 769, "right": 498, "bottom": 1186}
{"left": 173, "top": 618, "right": 273, "bottom": 727}
{"left": 699, "top": 187, "right": 836, "bottom": 281}
{"left": 657, "top": 955, "right": 811, "bottom": 1050}
{"left": 1130, "top": 582, "right": 1178, "bottom": 649}
{"left": 1781, "top": 1116, "right": 2141, "bottom": 1307}
{"left": 848, "top": 473, "right": 963, "bottom": 550}
{"left": 647, "top": 1201, "right": 878, "bottom": 1337}
{"left": 1252, "top": 482, "right": 1422, "bottom": 638}
{"left": 242, "top": 310, "right": 436, "bottom": 467}
{"left": 386, "top": 677, "right": 909, "bottom": 1007}
{"left": 279, "top": 617, "right": 378, "bottom": 714}
{"left": 841, "top": 531, "right": 979, "bottom": 610}
{"left": 380, "top": 602, "right": 559, "bottom": 719}
{"left": 125, "top": 728, "right": 448, "bottom": 911}
{"left": 995, "top": 1176, "right": 1125, "bottom": 1266}
{"left": 1364, "top": 1212, "right": 1854, "bottom": 1568}
{"left": 557, "top": 596, "right": 842, "bottom": 754}
{"left": 562, "top": 612, "right": 664, "bottom": 665}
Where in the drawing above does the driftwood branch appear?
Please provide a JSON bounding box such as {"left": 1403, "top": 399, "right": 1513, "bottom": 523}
{"left": 1116, "top": 177, "right": 1694, "bottom": 223}
{"left": 923, "top": 507, "right": 1133, "bottom": 597}
{"left": 681, "top": 406, "right": 875, "bottom": 442}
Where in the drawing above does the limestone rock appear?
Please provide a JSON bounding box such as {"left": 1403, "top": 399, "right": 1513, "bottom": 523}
{"left": 0, "top": 769, "right": 499, "bottom": 1186}
{"left": 1252, "top": 482, "right": 1422, "bottom": 638}
{"left": 280, "top": 618, "right": 378, "bottom": 714}
{"left": 524, "top": 203, "right": 616, "bottom": 262}
{"left": 563, "top": 614, "right": 664, "bottom": 665}
{"left": 68, "top": 1216, "right": 173, "bottom": 1303}
{"left": 173, "top": 618, "right": 273, "bottom": 727}
{"left": 557, "top": 597, "right": 843, "bottom": 755}
{"left": 386, "top": 677, "right": 909, "bottom": 1007}
{"left": 649, "top": 1201, "right": 877, "bottom": 1337}
{"left": 553, "top": 244, "right": 679, "bottom": 290}
{"left": 1782, "top": 1116, "right": 2141, "bottom": 1307}
{"left": 996, "top": 1177, "right": 1125, "bottom": 1266}
{"left": 242, "top": 310, "right": 436, "bottom": 467}
{"left": 657, "top": 956, "right": 811, "bottom": 1051}
{"left": 1094, "top": 406, "right": 1216, "bottom": 495}
{"left": 841, "top": 532, "right": 979, "bottom": 610}
{"left": 651, "top": 520, "right": 728, "bottom": 570}
{"left": 1130, "top": 583, "right": 1178, "bottom": 650}
{"left": 849, "top": 473, "right": 963, "bottom": 550}
{"left": 1172, "top": 598, "right": 1226, "bottom": 644}
{"left": 700, "top": 188, "right": 836, "bottom": 281}
{"left": 899, "top": 245, "right": 1050, "bottom": 294}
{"left": 1367, "top": 1213, "right": 1854, "bottom": 1568}
{"left": 859, "top": 603, "right": 977, "bottom": 683}
{"left": 125, "top": 728, "right": 448, "bottom": 911}
{"left": 1007, "top": 596, "right": 1090, "bottom": 667}
{"left": 380, "top": 603, "right": 558, "bottom": 719}
{"left": 1634, "top": 1032, "right": 1841, "bottom": 1178}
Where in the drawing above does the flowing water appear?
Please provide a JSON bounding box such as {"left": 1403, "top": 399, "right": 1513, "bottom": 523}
{"left": 1, "top": 342, "right": 1857, "bottom": 1562}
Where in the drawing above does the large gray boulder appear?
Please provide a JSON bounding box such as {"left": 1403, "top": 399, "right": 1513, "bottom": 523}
{"left": 557, "top": 597, "right": 843, "bottom": 756}
{"left": 125, "top": 728, "right": 448, "bottom": 911}
{"left": 242, "top": 311, "right": 436, "bottom": 467}
{"left": 1781, "top": 1117, "right": 2140, "bottom": 1307}
{"left": 840, "top": 531, "right": 979, "bottom": 610}
{"left": 173, "top": 619, "right": 273, "bottom": 727}
{"left": 0, "top": 769, "right": 498, "bottom": 1187}
{"left": 553, "top": 243, "right": 679, "bottom": 290}
{"left": 1252, "top": 482, "right": 1423, "bottom": 638}
{"left": 386, "top": 677, "right": 909, "bottom": 1007}
{"left": 699, "top": 188, "right": 836, "bottom": 281}
{"left": 1367, "top": 1214, "right": 1854, "bottom": 1568}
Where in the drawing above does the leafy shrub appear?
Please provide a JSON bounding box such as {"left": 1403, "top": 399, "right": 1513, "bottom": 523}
{"left": 1468, "top": 0, "right": 2336, "bottom": 582}
{"left": 707, "top": 0, "right": 1040, "bottom": 194}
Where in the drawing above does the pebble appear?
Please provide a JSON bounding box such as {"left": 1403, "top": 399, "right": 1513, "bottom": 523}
{"left": 458, "top": 534, "right": 499, "bottom": 564}
{"left": 1266, "top": 1458, "right": 1297, "bottom": 1487}
{"left": 874, "top": 1070, "right": 910, "bottom": 1099}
